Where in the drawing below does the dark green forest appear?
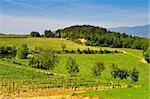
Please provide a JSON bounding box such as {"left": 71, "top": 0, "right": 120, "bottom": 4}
{"left": 55, "top": 25, "right": 149, "bottom": 50}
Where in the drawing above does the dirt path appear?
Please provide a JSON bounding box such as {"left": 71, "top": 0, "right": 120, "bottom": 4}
{"left": 122, "top": 50, "right": 148, "bottom": 64}
{"left": 140, "top": 58, "right": 148, "bottom": 64}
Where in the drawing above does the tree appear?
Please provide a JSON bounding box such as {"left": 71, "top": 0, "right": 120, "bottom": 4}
{"left": 44, "top": 30, "right": 54, "bottom": 37}
{"left": 111, "top": 63, "right": 129, "bottom": 79}
{"left": 55, "top": 29, "right": 61, "bottom": 38}
{"left": 66, "top": 57, "right": 79, "bottom": 77}
{"left": 92, "top": 62, "right": 105, "bottom": 77}
{"left": 17, "top": 44, "right": 28, "bottom": 59}
{"left": 61, "top": 43, "right": 66, "bottom": 51}
{"left": 30, "top": 31, "right": 40, "bottom": 37}
{"left": 29, "top": 50, "right": 59, "bottom": 70}
{"left": 130, "top": 68, "right": 139, "bottom": 82}
{"left": 111, "top": 63, "right": 119, "bottom": 79}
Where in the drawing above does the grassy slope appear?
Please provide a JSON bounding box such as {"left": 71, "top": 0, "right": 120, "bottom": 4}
{"left": 0, "top": 37, "right": 149, "bottom": 98}
{"left": 81, "top": 86, "right": 149, "bottom": 99}
{"left": 0, "top": 37, "right": 121, "bottom": 51}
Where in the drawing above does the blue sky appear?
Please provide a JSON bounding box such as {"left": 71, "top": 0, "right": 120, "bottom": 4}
{"left": 0, "top": 0, "right": 149, "bottom": 34}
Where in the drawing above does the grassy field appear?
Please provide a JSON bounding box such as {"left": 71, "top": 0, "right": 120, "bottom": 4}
{"left": 80, "top": 85, "right": 149, "bottom": 99}
{"left": 0, "top": 37, "right": 122, "bottom": 51}
{"left": 0, "top": 37, "right": 149, "bottom": 98}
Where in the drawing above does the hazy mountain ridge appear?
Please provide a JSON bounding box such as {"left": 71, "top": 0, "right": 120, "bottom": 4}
{"left": 108, "top": 24, "right": 149, "bottom": 37}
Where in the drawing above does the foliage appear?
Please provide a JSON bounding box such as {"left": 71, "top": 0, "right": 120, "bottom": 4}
{"left": 44, "top": 30, "right": 54, "bottom": 37}
{"left": 130, "top": 68, "right": 139, "bottom": 82}
{"left": 0, "top": 46, "right": 17, "bottom": 55}
{"left": 30, "top": 31, "right": 40, "bottom": 37}
{"left": 66, "top": 57, "right": 80, "bottom": 77}
{"left": 29, "top": 50, "right": 59, "bottom": 70}
{"left": 56, "top": 25, "right": 149, "bottom": 50}
{"left": 92, "top": 62, "right": 105, "bottom": 77}
{"left": 111, "top": 63, "right": 129, "bottom": 79}
{"left": 143, "top": 47, "right": 150, "bottom": 63}
{"left": 17, "top": 44, "right": 28, "bottom": 59}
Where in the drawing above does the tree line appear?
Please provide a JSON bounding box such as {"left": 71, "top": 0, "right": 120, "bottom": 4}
{"left": 29, "top": 25, "right": 149, "bottom": 51}
{"left": 56, "top": 25, "right": 149, "bottom": 50}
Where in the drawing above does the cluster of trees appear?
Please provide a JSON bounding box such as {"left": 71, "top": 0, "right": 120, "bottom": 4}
{"left": 30, "top": 30, "right": 60, "bottom": 38}
{"left": 29, "top": 50, "right": 59, "bottom": 70}
{"left": 56, "top": 25, "right": 149, "bottom": 50}
{"left": 111, "top": 64, "right": 139, "bottom": 82}
{"left": 0, "top": 44, "right": 29, "bottom": 59}
{"left": 0, "top": 46, "right": 17, "bottom": 55}
{"left": 65, "top": 58, "right": 139, "bottom": 82}
{"left": 29, "top": 25, "right": 148, "bottom": 50}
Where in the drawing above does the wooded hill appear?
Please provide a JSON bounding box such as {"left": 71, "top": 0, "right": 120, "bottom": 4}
{"left": 56, "top": 25, "right": 149, "bottom": 50}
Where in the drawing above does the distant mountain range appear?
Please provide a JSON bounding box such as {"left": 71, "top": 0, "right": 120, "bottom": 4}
{"left": 108, "top": 24, "right": 149, "bottom": 37}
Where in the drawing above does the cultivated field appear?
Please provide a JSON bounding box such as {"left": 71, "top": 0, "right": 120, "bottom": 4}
{"left": 0, "top": 37, "right": 149, "bottom": 98}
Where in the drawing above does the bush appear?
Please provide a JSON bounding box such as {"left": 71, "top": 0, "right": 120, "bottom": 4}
{"left": 77, "top": 48, "right": 81, "bottom": 54}
{"left": 29, "top": 50, "right": 59, "bottom": 70}
{"left": 17, "top": 44, "right": 28, "bottom": 59}
{"left": 0, "top": 46, "right": 17, "bottom": 55}
{"left": 130, "top": 68, "right": 139, "bottom": 82}
{"left": 92, "top": 62, "right": 105, "bottom": 77}
{"left": 66, "top": 57, "right": 80, "bottom": 77}
{"left": 111, "top": 63, "right": 129, "bottom": 79}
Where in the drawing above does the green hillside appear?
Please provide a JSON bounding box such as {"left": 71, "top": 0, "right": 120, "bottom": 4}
{"left": 0, "top": 37, "right": 149, "bottom": 98}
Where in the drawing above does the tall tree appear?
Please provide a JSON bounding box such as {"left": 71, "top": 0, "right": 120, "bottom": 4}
{"left": 92, "top": 62, "right": 105, "bottom": 77}
{"left": 66, "top": 57, "right": 79, "bottom": 77}
{"left": 44, "top": 30, "right": 54, "bottom": 37}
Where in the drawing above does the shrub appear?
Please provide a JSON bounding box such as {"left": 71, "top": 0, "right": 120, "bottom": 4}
{"left": 92, "top": 62, "right": 105, "bottom": 77}
{"left": 130, "top": 68, "right": 139, "bottom": 82}
{"left": 17, "top": 44, "right": 28, "bottom": 59}
{"left": 111, "top": 63, "right": 129, "bottom": 79}
{"left": 29, "top": 50, "right": 59, "bottom": 70}
{"left": 0, "top": 46, "right": 17, "bottom": 55}
{"left": 66, "top": 57, "right": 80, "bottom": 77}
{"left": 77, "top": 48, "right": 81, "bottom": 54}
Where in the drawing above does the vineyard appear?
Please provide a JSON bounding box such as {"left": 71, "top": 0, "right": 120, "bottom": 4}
{"left": 0, "top": 81, "right": 128, "bottom": 98}
{"left": 0, "top": 37, "right": 149, "bottom": 98}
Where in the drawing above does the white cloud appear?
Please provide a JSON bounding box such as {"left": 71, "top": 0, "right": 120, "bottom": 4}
{"left": 0, "top": 15, "right": 72, "bottom": 34}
